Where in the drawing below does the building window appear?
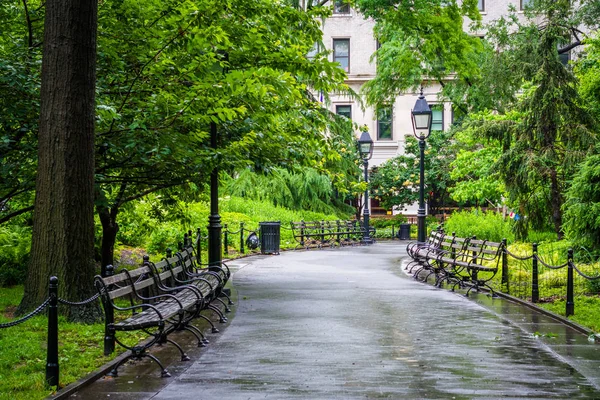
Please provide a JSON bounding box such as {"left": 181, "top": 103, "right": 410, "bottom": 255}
{"left": 557, "top": 42, "right": 570, "bottom": 66}
{"left": 333, "top": 0, "right": 350, "bottom": 14}
{"left": 478, "top": 0, "right": 484, "bottom": 11}
{"left": 432, "top": 105, "right": 444, "bottom": 132}
{"left": 558, "top": 51, "right": 570, "bottom": 66}
{"left": 377, "top": 106, "right": 393, "bottom": 140}
{"left": 520, "top": 0, "right": 532, "bottom": 10}
{"left": 336, "top": 105, "right": 352, "bottom": 120}
{"left": 333, "top": 39, "right": 350, "bottom": 72}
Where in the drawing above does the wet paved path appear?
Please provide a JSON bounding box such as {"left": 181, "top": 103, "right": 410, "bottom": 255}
{"left": 74, "top": 242, "right": 600, "bottom": 399}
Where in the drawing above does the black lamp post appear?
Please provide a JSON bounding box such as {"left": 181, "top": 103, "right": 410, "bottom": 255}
{"left": 411, "top": 89, "right": 432, "bottom": 243}
{"left": 208, "top": 52, "right": 228, "bottom": 271}
{"left": 358, "top": 130, "right": 374, "bottom": 245}
{"left": 208, "top": 120, "right": 221, "bottom": 271}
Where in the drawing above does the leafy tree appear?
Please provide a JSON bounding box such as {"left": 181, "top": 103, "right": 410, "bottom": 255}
{"left": 92, "top": 0, "right": 353, "bottom": 268}
{"left": 473, "top": 0, "right": 597, "bottom": 240}
{"left": 562, "top": 149, "right": 600, "bottom": 249}
{"left": 1, "top": 0, "right": 356, "bottom": 277}
{"left": 448, "top": 115, "right": 506, "bottom": 206}
{"left": 0, "top": 1, "right": 44, "bottom": 224}
{"left": 369, "top": 130, "right": 454, "bottom": 216}
{"left": 225, "top": 167, "right": 345, "bottom": 215}
{"left": 353, "top": 0, "right": 483, "bottom": 111}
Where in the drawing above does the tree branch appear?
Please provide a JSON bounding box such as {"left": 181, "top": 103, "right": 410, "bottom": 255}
{"left": 21, "top": 0, "right": 34, "bottom": 48}
{"left": 0, "top": 205, "right": 34, "bottom": 225}
{"left": 558, "top": 40, "right": 581, "bottom": 54}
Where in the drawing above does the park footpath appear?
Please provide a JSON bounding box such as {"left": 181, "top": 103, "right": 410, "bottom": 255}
{"left": 69, "top": 242, "right": 600, "bottom": 399}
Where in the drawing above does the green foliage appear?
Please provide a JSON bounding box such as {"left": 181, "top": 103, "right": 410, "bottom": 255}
{"left": 563, "top": 151, "right": 600, "bottom": 248}
{"left": 576, "top": 36, "right": 600, "bottom": 117}
{"left": 0, "top": 225, "right": 31, "bottom": 285}
{"left": 224, "top": 168, "right": 343, "bottom": 215}
{"left": 110, "top": 193, "right": 350, "bottom": 259}
{"left": 449, "top": 120, "right": 507, "bottom": 205}
{"left": 369, "top": 130, "right": 454, "bottom": 214}
{"left": 370, "top": 215, "right": 406, "bottom": 229}
{"left": 586, "top": 278, "right": 600, "bottom": 295}
{"left": 354, "top": 0, "right": 483, "bottom": 108}
{"left": 443, "top": 209, "right": 514, "bottom": 243}
{"left": 473, "top": 0, "right": 596, "bottom": 240}
{"left": 1, "top": 0, "right": 358, "bottom": 273}
{"left": 0, "top": 1, "right": 43, "bottom": 223}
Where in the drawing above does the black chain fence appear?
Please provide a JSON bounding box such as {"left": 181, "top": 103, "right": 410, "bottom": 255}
{"left": 0, "top": 297, "right": 50, "bottom": 329}
{"left": 0, "top": 277, "right": 100, "bottom": 388}
{"left": 487, "top": 244, "right": 600, "bottom": 318}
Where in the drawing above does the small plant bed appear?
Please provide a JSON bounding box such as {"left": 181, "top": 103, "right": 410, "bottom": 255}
{"left": 0, "top": 286, "right": 143, "bottom": 400}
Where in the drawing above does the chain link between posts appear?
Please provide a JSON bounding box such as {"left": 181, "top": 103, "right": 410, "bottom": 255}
{"left": 0, "top": 297, "right": 51, "bottom": 329}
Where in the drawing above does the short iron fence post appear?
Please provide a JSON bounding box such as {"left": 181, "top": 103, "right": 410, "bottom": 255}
{"left": 391, "top": 224, "right": 395, "bottom": 239}
{"left": 471, "top": 236, "right": 478, "bottom": 282}
{"left": 300, "top": 220, "right": 306, "bottom": 247}
{"left": 566, "top": 248, "right": 575, "bottom": 317}
{"left": 46, "top": 276, "right": 59, "bottom": 387}
{"left": 187, "top": 230, "right": 193, "bottom": 247}
{"left": 501, "top": 238, "right": 508, "bottom": 293}
{"left": 223, "top": 224, "right": 229, "bottom": 257}
{"left": 196, "top": 227, "right": 202, "bottom": 263}
{"left": 531, "top": 243, "right": 539, "bottom": 303}
{"left": 240, "top": 222, "right": 245, "bottom": 254}
{"left": 103, "top": 265, "right": 116, "bottom": 355}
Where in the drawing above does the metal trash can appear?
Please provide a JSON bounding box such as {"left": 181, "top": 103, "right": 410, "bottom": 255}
{"left": 398, "top": 223, "right": 411, "bottom": 240}
{"left": 259, "top": 221, "right": 281, "bottom": 255}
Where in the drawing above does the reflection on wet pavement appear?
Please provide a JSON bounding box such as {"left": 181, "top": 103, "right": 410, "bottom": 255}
{"left": 72, "top": 243, "right": 600, "bottom": 399}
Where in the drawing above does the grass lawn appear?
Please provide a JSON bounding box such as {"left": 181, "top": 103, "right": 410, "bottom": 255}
{"left": 537, "top": 295, "right": 600, "bottom": 333}
{"left": 0, "top": 286, "right": 123, "bottom": 400}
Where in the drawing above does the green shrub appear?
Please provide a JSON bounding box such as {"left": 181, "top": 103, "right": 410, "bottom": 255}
{"left": 443, "top": 209, "right": 514, "bottom": 243}
{"left": 511, "top": 269, "right": 531, "bottom": 283}
{"left": 542, "top": 272, "right": 568, "bottom": 289}
{"left": 527, "top": 230, "right": 558, "bottom": 244}
{"left": 0, "top": 226, "right": 31, "bottom": 286}
{"left": 371, "top": 215, "right": 406, "bottom": 229}
{"left": 586, "top": 278, "right": 600, "bottom": 295}
{"left": 147, "top": 222, "right": 182, "bottom": 255}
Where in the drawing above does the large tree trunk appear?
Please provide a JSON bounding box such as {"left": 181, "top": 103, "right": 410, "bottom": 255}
{"left": 18, "top": 0, "right": 101, "bottom": 322}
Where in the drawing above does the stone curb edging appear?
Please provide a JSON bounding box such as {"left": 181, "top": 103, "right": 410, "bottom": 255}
{"left": 489, "top": 290, "right": 598, "bottom": 340}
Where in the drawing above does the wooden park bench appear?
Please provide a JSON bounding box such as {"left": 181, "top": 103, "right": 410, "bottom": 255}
{"left": 94, "top": 247, "right": 229, "bottom": 378}
{"left": 407, "top": 232, "right": 505, "bottom": 297}
{"left": 290, "top": 220, "right": 374, "bottom": 249}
